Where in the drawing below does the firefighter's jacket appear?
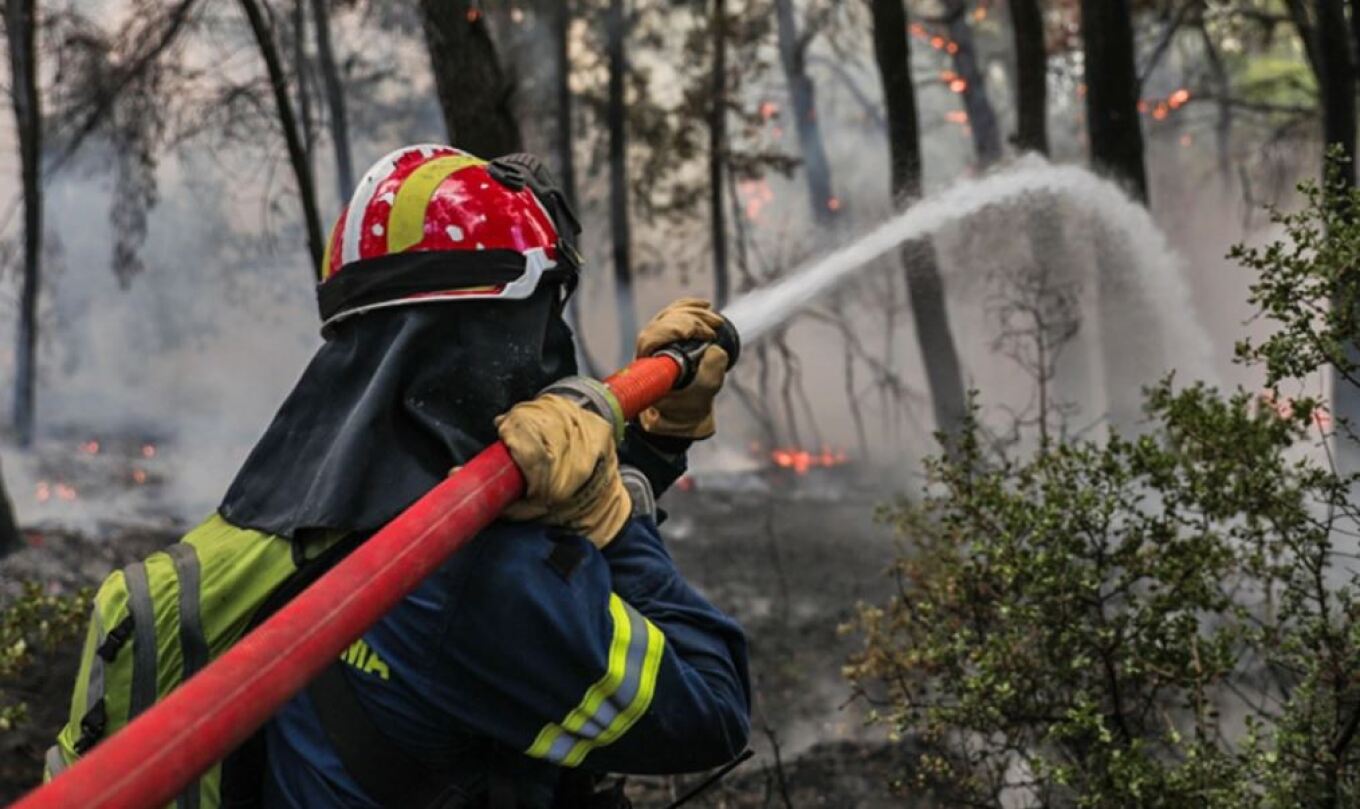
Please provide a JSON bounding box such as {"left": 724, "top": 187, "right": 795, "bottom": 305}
{"left": 262, "top": 514, "right": 751, "bottom": 807}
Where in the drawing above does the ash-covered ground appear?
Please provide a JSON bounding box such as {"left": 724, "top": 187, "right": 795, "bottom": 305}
{"left": 1, "top": 445, "right": 920, "bottom": 807}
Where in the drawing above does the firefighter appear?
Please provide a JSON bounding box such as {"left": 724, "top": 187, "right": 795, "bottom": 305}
{"left": 217, "top": 146, "right": 749, "bottom": 808}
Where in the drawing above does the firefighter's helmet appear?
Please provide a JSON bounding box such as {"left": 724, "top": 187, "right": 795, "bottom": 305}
{"left": 317, "top": 145, "right": 582, "bottom": 331}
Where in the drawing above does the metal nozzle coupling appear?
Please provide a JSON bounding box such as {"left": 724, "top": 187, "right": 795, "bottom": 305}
{"left": 656, "top": 315, "right": 742, "bottom": 390}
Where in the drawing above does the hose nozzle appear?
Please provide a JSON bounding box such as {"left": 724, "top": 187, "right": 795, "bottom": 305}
{"left": 656, "top": 315, "right": 742, "bottom": 389}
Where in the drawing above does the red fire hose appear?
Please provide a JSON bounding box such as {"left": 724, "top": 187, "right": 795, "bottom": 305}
{"left": 14, "top": 320, "right": 739, "bottom": 809}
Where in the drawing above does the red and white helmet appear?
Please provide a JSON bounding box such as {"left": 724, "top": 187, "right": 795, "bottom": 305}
{"left": 317, "top": 144, "right": 581, "bottom": 330}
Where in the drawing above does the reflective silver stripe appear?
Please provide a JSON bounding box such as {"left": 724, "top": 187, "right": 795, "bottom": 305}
{"left": 122, "top": 562, "right": 158, "bottom": 718}
{"left": 542, "top": 601, "right": 653, "bottom": 764}
{"left": 166, "top": 543, "right": 208, "bottom": 679}
{"left": 86, "top": 606, "right": 106, "bottom": 715}
{"left": 176, "top": 785, "right": 199, "bottom": 809}
{"left": 45, "top": 744, "right": 67, "bottom": 777}
{"left": 165, "top": 545, "right": 205, "bottom": 809}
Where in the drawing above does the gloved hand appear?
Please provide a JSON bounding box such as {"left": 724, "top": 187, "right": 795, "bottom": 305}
{"left": 495, "top": 394, "right": 631, "bottom": 548}
{"left": 635, "top": 297, "right": 729, "bottom": 440}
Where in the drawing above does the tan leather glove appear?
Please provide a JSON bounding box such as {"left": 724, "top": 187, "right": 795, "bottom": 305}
{"left": 635, "top": 297, "right": 729, "bottom": 440}
{"left": 495, "top": 394, "right": 631, "bottom": 548}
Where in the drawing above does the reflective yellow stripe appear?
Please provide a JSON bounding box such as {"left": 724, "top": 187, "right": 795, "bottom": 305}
{"left": 526, "top": 595, "right": 666, "bottom": 767}
{"left": 561, "top": 620, "right": 665, "bottom": 767}
{"left": 527, "top": 597, "right": 632, "bottom": 759}
{"left": 386, "top": 154, "right": 486, "bottom": 254}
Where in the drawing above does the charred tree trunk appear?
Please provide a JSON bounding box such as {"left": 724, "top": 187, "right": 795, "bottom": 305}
{"left": 1010, "top": 0, "right": 1048, "bottom": 155}
{"left": 7, "top": 0, "right": 41, "bottom": 447}
{"left": 710, "top": 0, "right": 730, "bottom": 307}
{"left": 607, "top": 0, "right": 637, "bottom": 367}
{"left": 870, "top": 0, "right": 968, "bottom": 439}
{"left": 1316, "top": 0, "right": 1360, "bottom": 472}
{"left": 1080, "top": 0, "right": 1148, "bottom": 203}
{"left": 310, "top": 0, "right": 354, "bottom": 198}
{"left": 774, "top": 0, "right": 837, "bottom": 224}
{"left": 553, "top": 0, "right": 597, "bottom": 377}
{"left": 0, "top": 457, "right": 18, "bottom": 555}
{"left": 292, "top": 0, "right": 315, "bottom": 167}
{"left": 944, "top": 0, "right": 1002, "bottom": 167}
{"left": 1317, "top": 0, "right": 1357, "bottom": 189}
{"left": 240, "top": 0, "right": 326, "bottom": 278}
{"left": 554, "top": 0, "right": 578, "bottom": 210}
{"left": 420, "top": 0, "right": 522, "bottom": 158}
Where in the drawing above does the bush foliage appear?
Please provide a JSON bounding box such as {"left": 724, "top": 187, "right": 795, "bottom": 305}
{"left": 847, "top": 173, "right": 1360, "bottom": 807}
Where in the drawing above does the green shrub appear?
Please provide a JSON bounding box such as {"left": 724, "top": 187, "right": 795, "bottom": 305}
{"left": 847, "top": 172, "right": 1360, "bottom": 807}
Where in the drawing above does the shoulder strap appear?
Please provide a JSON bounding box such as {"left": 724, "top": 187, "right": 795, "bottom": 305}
{"left": 219, "top": 530, "right": 368, "bottom": 809}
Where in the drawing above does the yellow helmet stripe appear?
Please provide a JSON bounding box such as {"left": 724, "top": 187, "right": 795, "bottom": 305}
{"left": 320, "top": 217, "right": 339, "bottom": 280}
{"left": 386, "top": 154, "right": 487, "bottom": 254}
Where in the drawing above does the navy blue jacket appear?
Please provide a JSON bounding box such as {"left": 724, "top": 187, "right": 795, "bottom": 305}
{"left": 262, "top": 515, "right": 751, "bottom": 807}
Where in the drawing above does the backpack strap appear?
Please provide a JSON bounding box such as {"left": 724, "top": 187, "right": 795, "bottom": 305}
{"left": 219, "top": 529, "right": 368, "bottom": 809}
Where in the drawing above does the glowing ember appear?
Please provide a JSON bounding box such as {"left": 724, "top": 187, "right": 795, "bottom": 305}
{"left": 132, "top": 468, "right": 148, "bottom": 485}
{"left": 80, "top": 440, "right": 100, "bottom": 455}
{"left": 759, "top": 100, "right": 779, "bottom": 121}
{"left": 56, "top": 483, "right": 78, "bottom": 502}
{"left": 739, "top": 178, "right": 774, "bottom": 221}
{"left": 930, "top": 35, "right": 946, "bottom": 50}
{"left": 466, "top": 8, "right": 480, "bottom": 22}
{"left": 1168, "top": 88, "right": 1191, "bottom": 109}
{"left": 946, "top": 42, "right": 959, "bottom": 55}
{"left": 949, "top": 78, "right": 968, "bottom": 94}
{"left": 826, "top": 196, "right": 842, "bottom": 211}
{"left": 510, "top": 7, "right": 524, "bottom": 23}
{"left": 769, "top": 447, "right": 850, "bottom": 476}
{"left": 35, "top": 482, "right": 50, "bottom": 503}
{"left": 946, "top": 110, "right": 969, "bottom": 125}
{"left": 1259, "top": 390, "right": 1333, "bottom": 430}
{"left": 1153, "top": 103, "right": 1169, "bottom": 121}
{"left": 142, "top": 443, "right": 157, "bottom": 459}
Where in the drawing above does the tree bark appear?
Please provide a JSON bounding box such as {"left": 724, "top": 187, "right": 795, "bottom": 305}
{"left": 1315, "top": 0, "right": 1360, "bottom": 473}
{"left": 239, "top": 0, "right": 326, "bottom": 279}
{"left": 1080, "top": 0, "right": 1149, "bottom": 203}
{"left": 944, "top": 0, "right": 1003, "bottom": 167}
{"left": 310, "top": 0, "right": 354, "bottom": 199}
{"left": 0, "top": 457, "right": 19, "bottom": 556}
{"left": 1316, "top": 0, "right": 1357, "bottom": 189}
{"left": 608, "top": 0, "right": 637, "bottom": 368}
{"left": 552, "top": 0, "right": 598, "bottom": 377}
{"left": 292, "top": 0, "right": 315, "bottom": 167}
{"left": 710, "top": 0, "right": 730, "bottom": 307}
{"left": 870, "top": 0, "right": 968, "bottom": 439}
{"left": 774, "top": 0, "right": 837, "bottom": 224}
{"left": 1010, "top": 0, "right": 1048, "bottom": 155}
{"left": 419, "top": 0, "right": 522, "bottom": 158}
{"left": 7, "top": 0, "right": 41, "bottom": 447}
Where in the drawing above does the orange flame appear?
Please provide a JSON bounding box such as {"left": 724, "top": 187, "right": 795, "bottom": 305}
{"left": 769, "top": 447, "right": 850, "bottom": 476}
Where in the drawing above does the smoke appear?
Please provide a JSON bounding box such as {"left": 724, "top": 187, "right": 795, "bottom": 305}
{"left": 0, "top": 2, "right": 1315, "bottom": 532}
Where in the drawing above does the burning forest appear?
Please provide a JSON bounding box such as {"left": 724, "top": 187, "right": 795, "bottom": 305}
{"left": 5, "top": 1, "right": 1360, "bottom": 807}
